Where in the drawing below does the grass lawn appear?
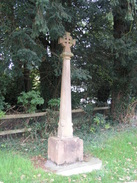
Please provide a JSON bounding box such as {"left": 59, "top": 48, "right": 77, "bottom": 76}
{"left": 0, "top": 125, "right": 137, "bottom": 182}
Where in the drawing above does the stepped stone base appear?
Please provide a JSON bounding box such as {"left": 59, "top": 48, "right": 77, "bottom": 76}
{"left": 48, "top": 136, "right": 83, "bottom": 165}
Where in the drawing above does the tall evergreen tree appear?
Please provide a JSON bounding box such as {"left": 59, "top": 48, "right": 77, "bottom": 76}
{"left": 111, "top": 0, "right": 137, "bottom": 120}
{"left": 1, "top": 0, "right": 137, "bottom": 119}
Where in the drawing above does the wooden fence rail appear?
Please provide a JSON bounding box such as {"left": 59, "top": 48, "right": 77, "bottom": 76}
{"left": 0, "top": 112, "right": 47, "bottom": 120}
{"left": 0, "top": 107, "right": 110, "bottom": 136}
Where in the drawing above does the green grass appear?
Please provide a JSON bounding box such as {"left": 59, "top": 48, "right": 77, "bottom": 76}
{"left": 0, "top": 151, "right": 44, "bottom": 182}
{"left": 84, "top": 128, "right": 137, "bottom": 182}
{"left": 0, "top": 126, "right": 137, "bottom": 182}
{"left": 0, "top": 150, "right": 69, "bottom": 183}
{"left": 0, "top": 137, "right": 48, "bottom": 158}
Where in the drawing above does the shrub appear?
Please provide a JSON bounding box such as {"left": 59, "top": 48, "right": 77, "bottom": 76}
{"left": 0, "top": 110, "right": 5, "bottom": 118}
{"left": 91, "top": 113, "right": 111, "bottom": 132}
{"left": 17, "top": 90, "right": 44, "bottom": 113}
{"left": 48, "top": 98, "right": 60, "bottom": 111}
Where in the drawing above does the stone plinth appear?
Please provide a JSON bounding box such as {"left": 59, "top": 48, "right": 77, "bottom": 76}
{"left": 48, "top": 136, "right": 83, "bottom": 165}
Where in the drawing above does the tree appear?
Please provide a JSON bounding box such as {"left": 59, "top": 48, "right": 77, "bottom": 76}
{"left": 1, "top": 0, "right": 137, "bottom": 121}
{"left": 111, "top": 0, "right": 137, "bottom": 120}
{"left": 0, "top": 0, "right": 71, "bottom": 108}
{"left": 70, "top": 0, "right": 112, "bottom": 105}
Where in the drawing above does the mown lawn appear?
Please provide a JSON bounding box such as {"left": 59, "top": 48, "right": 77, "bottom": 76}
{"left": 0, "top": 125, "right": 137, "bottom": 183}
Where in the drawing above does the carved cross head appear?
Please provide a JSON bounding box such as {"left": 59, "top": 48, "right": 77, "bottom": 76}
{"left": 58, "top": 32, "right": 76, "bottom": 53}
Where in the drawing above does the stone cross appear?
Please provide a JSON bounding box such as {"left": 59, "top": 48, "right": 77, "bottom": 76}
{"left": 58, "top": 32, "right": 76, "bottom": 54}
{"left": 48, "top": 32, "right": 83, "bottom": 165}
{"left": 58, "top": 32, "right": 76, "bottom": 138}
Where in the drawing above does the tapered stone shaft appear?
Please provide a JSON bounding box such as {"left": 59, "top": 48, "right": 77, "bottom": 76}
{"left": 58, "top": 53, "right": 73, "bottom": 138}
{"left": 58, "top": 32, "right": 75, "bottom": 138}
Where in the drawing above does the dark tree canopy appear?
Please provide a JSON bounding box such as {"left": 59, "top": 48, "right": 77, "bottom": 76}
{"left": 0, "top": 0, "right": 137, "bottom": 121}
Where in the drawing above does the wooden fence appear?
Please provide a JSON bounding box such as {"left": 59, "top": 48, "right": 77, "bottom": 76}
{"left": 0, "top": 107, "right": 110, "bottom": 136}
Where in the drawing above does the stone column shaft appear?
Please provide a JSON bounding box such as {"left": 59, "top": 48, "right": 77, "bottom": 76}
{"left": 58, "top": 53, "right": 73, "bottom": 138}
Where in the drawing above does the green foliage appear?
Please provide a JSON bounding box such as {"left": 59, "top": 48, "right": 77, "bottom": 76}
{"left": 80, "top": 103, "right": 111, "bottom": 133}
{"left": 48, "top": 98, "right": 60, "bottom": 111}
{"left": 21, "top": 108, "right": 58, "bottom": 139}
{"left": 29, "top": 120, "right": 47, "bottom": 139}
{"left": 93, "top": 113, "right": 106, "bottom": 125}
{"left": 108, "top": 0, "right": 137, "bottom": 120}
{"left": 17, "top": 90, "right": 44, "bottom": 113}
{"left": 45, "top": 109, "right": 59, "bottom": 135}
{"left": 83, "top": 104, "right": 111, "bottom": 132}
{"left": 0, "top": 95, "right": 5, "bottom": 111}
{"left": 33, "top": 0, "right": 71, "bottom": 39}
{"left": 0, "top": 110, "right": 5, "bottom": 118}
{"left": 90, "top": 113, "right": 111, "bottom": 133}
{"left": 73, "top": 117, "right": 92, "bottom": 134}
{"left": 83, "top": 103, "right": 94, "bottom": 121}
{"left": 16, "top": 48, "right": 41, "bottom": 69}
{"left": 84, "top": 103, "right": 94, "bottom": 114}
{"left": 71, "top": 68, "right": 92, "bottom": 81}
{"left": 72, "top": 91, "right": 83, "bottom": 109}
{"left": 1, "top": 0, "right": 137, "bottom": 121}
{"left": 111, "top": 97, "right": 137, "bottom": 123}
{"left": 74, "top": 107, "right": 111, "bottom": 135}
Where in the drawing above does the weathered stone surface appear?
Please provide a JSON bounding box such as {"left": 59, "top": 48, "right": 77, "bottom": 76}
{"left": 48, "top": 136, "right": 83, "bottom": 165}
{"left": 45, "top": 157, "right": 102, "bottom": 176}
{"left": 47, "top": 32, "right": 83, "bottom": 165}
{"left": 58, "top": 32, "right": 76, "bottom": 53}
{"left": 57, "top": 55, "right": 73, "bottom": 138}
{"left": 57, "top": 32, "right": 76, "bottom": 139}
